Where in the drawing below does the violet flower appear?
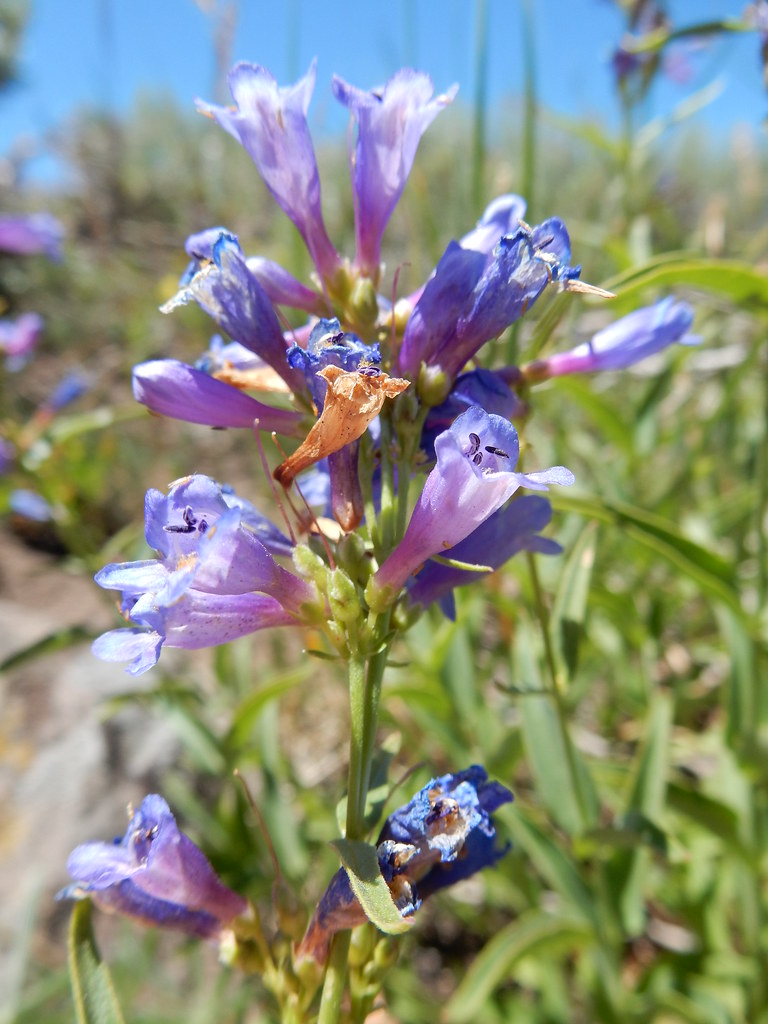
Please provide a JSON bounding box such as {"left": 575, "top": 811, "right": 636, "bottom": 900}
{"left": 92, "top": 475, "right": 316, "bottom": 674}
{"left": 519, "top": 298, "right": 696, "bottom": 380}
{"left": 57, "top": 795, "right": 247, "bottom": 939}
{"left": 332, "top": 69, "right": 457, "bottom": 279}
{"left": 297, "top": 766, "right": 513, "bottom": 963}
{"left": 408, "top": 495, "right": 561, "bottom": 619}
{"left": 398, "top": 219, "right": 580, "bottom": 387}
{"left": 369, "top": 407, "right": 573, "bottom": 607}
{"left": 161, "top": 230, "right": 306, "bottom": 395}
{"left": 0, "top": 212, "right": 63, "bottom": 260}
{"left": 0, "top": 312, "right": 43, "bottom": 370}
{"left": 196, "top": 62, "right": 342, "bottom": 284}
{"left": 132, "top": 358, "right": 303, "bottom": 434}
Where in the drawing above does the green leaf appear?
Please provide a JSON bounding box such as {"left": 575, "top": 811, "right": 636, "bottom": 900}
{"left": 602, "top": 256, "right": 768, "bottom": 315}
{"left": 610, "top": 691, "right": 673, "bottom": 935}
{"left": 445, "top": 911, "right": 593, "bottom": 1023}
{"left": 549, "top": 492, "right": 743, "bottom": 615}
{"left": 550, "top": 522, "right": 598, "bottom": 681}
{"left": 67, "top": 900, "right": 125, "bottom": 1024}
{"left": 0, "top": 625, "right": 94, "bottom": 671}
{"left": 226, "top": 665, "right": 312, "bottom": 749}
{"left": 506, "top": 813, "right": 599, "bottom": 928}
{"left": 329, "top": 838, "right": 412, "bottom": 936}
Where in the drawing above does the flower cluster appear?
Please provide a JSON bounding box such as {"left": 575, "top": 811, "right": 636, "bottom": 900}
{"left": 72, "top": 58, "right": 698, "bottom": 993}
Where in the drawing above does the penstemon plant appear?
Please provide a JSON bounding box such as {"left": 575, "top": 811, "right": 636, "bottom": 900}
{"left": 56, "top": 60, "right": 697, "bottom": 1023}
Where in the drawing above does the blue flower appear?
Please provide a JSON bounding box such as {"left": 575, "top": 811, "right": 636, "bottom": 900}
{"left": 398, "top": 219, "right": 580, "bottom": 387}
{"left": 161, "top": 230, "right": 307, "bottom": 395}
{"left": 57, "top": 795, "right": 247, "bottom": 939}
{"left": 92, "top": 475, "right": 317, "bottom": 674}
{"left": 297, "top": 766, "right": 513, "bottom": 963}
{"left": 287, "top": 317, "right": 381, "bottom": 411}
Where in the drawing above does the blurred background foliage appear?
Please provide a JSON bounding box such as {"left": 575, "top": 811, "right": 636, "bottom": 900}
{"left": 2, "top": 1, "right": 768, "bottom": 1022}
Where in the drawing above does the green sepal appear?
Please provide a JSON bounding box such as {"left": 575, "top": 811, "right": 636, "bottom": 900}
{"left": 330, "top": 838, "right": 412, "bottom": 936}
{"left": 67, "top": 900, "right": 126, "bottom": 1024}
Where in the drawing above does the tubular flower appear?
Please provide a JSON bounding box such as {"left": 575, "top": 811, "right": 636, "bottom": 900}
{"left": 92, "top": 475, "right": 317, "bottom": 674}
{"left": 518, "top": 298, "right": 697, "bottom": 380}
{"left": 297, "top": 766, "right": 513, "bottom": 963}
{"left": 398, "top": 219, "right": 580, "bottom": 389}
{"left": 57, "top": 795, "right": 247, "bottom": 939}
{"left": 161, "top": 230, "right": 306, "bottom": 395}
{"left": 332, "top": 69, "right": 457, "bottom": 280}
{"left": 132, "top": 358, "right": 303, "bottom": 434}
{"left": 196, "top": 61, "right": 342, "bottom": 285}
{"left": 368, "top": 407, "right": 573, "bottom": 608}
{"left": 408, "top": 495, "right": 561, "bottom": 619}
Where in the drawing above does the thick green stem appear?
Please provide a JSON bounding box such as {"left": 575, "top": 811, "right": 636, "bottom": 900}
{"left": 316, "top": 931, "right": 351, "bottom": 1024}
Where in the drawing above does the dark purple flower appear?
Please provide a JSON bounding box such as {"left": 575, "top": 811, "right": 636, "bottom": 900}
{"left": 132, "top": 358, "right": 303, "bottom": 434}
{"left": 0, "top": 212, "right": 63, "bottom": 260}
{"left": 369, "top": 407, "right": 573, "bottom": 606}
{"left": 92, "top": 475, "right": 316, "bottom": 674}
{"left": 162, "top": 230, "right": 306, "bottom": 395}
{"left": 196, "top": 62, "right": 342, "bottom": 284}
{"left": 332, "top": 69, "right": 457, "bottom": 279}
{"left": 297, "top": 766, "right": 513, "bottom": 963}
{"left": 57, "top": 794, "right": 247, "bottom": 939}
{"left": 520, "top": 298, "right": 696, "bottom": 380}
{"left": 398, "top": 220, "right": 579, "bottom": 385}
{"left": 408, "top": 495, "right": 561, "bottom": 619}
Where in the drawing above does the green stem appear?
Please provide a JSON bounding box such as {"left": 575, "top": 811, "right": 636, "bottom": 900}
{"left": 316, "top": 931, "right": 351, "bottom": 1024}
{"left": 526, "top": 550, "right": 590, "bottom": 830}
{"left": 345, "top": 653, "right": 369, "bottom": 840}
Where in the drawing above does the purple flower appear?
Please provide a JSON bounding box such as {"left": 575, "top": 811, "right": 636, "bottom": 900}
{"left": 162, "top": 230, "right": 306, "bottom": 395}
{"left": 421, "top": 367, "right": 525, "bottom": 459}
{"left": 332, "top": 69, "right": 457, "bottom": 279}
{"left": 0, "top": 212, "right": 63, "bottom": 260}
{"left": 408, "top": 495, "right": 561, "bottom": 619}
{"left": 520, "top": 298, "right": 696, "bottom": 380}
{"left": 0, "top": 436, "right": 15, "bottom": 475}
{"left": 458, "top": 193, "right": 527, "bottom": 254}
{"left": 245, "top": 255, "right": 326, "bottom": 314}
{"left": 57, "top": 795, "right": 247, "bottom": 939}
{"left": 297, "top": 766, "right": 513, "bottom": 963}
{"left": 132, "top": 358, "right": 303, "bottom": 434}
{"left": 92, "top": 475, "right": 316, "bottom": 674}
{"left": 196, "top": 62, "right": 341, "bottom": 284}
{"left": 0, "top": 312, "right": 43, "bottom": 369}
{"left": 398, "top": 220, "right": 579, "bottom": 385}
{"left": 369, "top": 407, "right": 573, "bottom": 606}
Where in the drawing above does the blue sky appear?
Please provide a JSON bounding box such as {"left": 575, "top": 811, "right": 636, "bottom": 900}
{"left": 1, "top": 0, "right": 765, "bottom": 183}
